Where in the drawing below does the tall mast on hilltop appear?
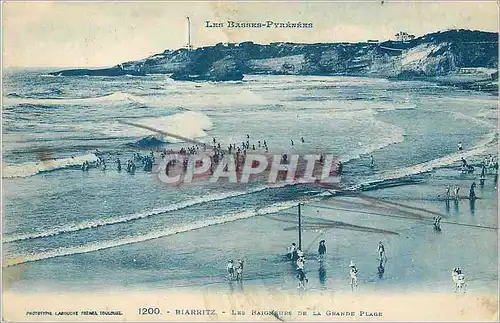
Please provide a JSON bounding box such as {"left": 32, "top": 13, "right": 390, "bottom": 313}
{"left": 186, "top": 17, "right": 193, "bottom": 51}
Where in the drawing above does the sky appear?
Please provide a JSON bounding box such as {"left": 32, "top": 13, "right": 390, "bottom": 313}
{"left": 2, "top": 1, "right": 499, "bottom": 68}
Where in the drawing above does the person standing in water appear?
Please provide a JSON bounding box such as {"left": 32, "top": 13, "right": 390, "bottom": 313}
{"left": 370, "top": 155, "right": 374, "bottom": 168}
{"left": 236, "top": 260, "right": 244, "bottom": 282}
{"left": 296, "top": 256, "right": 305, "bottom": 271}
{"left": 469, "top": 182, "right": 477, "bottom": 200}
{"left": 297, "top": 249, "right": 304, "bottom": 259}
{"left": 349, "top": 261, "right": 358, "bottom": 292}
{"left": 452, "top": 268, "right": 459, "bottom": 287}
{"left": 455, "top": 268, "right": 466, "bottom": 293}
{"left": 433, "top": 215, "right": 442, "bottom": 231}
{"left": 494, "top": 161, "right": 499, "bottom": 188}
{"left": 445, "top": 185, "right": 451, "bottom": 200}
{"left": 458, "top": 141, "right": 463, "bottom": 151}
{"left": 301, "top": 137, "right": 305, "bottom": 143}
{"left": 296, "top": 267, "right": 308, "bottom": 290}
{"left": 338, "top": 161, "right": 343, "bottom": 174}
{"left": 453, "top": 185, "right": 460, "bottom": 200}
{"left": 377, "top": 241, "right": 387, "bottom": 262}
{"left": 288, "top": 243, "right": 298, "bottom": 261}
{"left": 227, "top": 260, "right": 235, "bottom": 281}
{"left": 291, "top": 139, "right": 294, "bottom": 146}
{"left": 318, "top": 240, "right": 326, "bottom": 262}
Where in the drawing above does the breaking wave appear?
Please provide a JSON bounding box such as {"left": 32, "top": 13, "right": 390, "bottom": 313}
{"left": 338, "top": 111, "right": 406, "bottom": 164}
{"left": 103, "top": 111, "right": 213, "bottom": 143}
{"left": 3, "top": 91, "right": 147, "bottom": 106}
{"left": 3, "top": 193, "right": 329, "bottom": 267}
{"left": 4, "top": 130, "right": 495, "bottom": 264}
{"left": 348, "top": 132, "right": 498, "bottom": 191}
{"left": 2, "top": 182, "right": 305, "bottom": 243}
{"left": 2, "top": 154, "right": 99, "bottom": 179}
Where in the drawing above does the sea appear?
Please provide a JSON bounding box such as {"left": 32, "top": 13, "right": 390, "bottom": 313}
{"left": 2, "top": 69, "right": 498, "bottom": 294}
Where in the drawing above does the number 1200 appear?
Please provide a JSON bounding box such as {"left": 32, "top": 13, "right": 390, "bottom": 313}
{"left": 138, "top": 308, "right": 161, "bottom": 315}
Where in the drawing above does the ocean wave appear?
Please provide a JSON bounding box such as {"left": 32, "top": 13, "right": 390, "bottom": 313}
{"left": 348, "top": 131, "right": 498, "bottom": 191}
{"left": 7, "top": 131, "right": 491, "bottom": 264}
{"left": 450, "top": 111, "right": 497, "bottom": 127}
{"left": 92, "top": 92, "right": 146, "bottom": 103}
{"left": 374, "top": 104, "right": 416, "bottom": 111}
{"left": 131, "top": 135, "right": 167, "bottom": 149}
{"left": 6, "top": 88, "right": 65, "bottom": 99}
{"left": 3, "top": 193, "right": 328, "bottom": 267}
{"left": 2, "top": 182, "right": 298, "bottom": 243}
{"left": 2, "top": 153, "right": 98, "bottom": 179}
{"left": 338, "top": 112, "right": 406, "bottom": 164}
{"left": 3, "top": 91, "right": 147, "bottom": 106}
{"left": 102, "top": 111, "right": 213, "bottom": 143}
{"left": 40, "top": 74, "right": 63, "bottom": 78}
{"left": 14, "top": 103, "right": 63, "bottom": 111}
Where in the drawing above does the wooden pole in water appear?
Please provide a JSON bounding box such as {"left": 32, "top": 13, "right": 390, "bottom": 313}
{"left": 298, "top": 203, "right": 302, "bottom": 250}
{"left": 186, "top": 17, "right": 191, "bottom": 50}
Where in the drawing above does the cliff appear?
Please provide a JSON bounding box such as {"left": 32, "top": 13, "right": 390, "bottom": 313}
{"left": 51, "top": 29, "right": 498, "bottom": 90}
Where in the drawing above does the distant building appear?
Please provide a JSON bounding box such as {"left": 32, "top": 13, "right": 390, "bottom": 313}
{"left": 214, "top": 42, "right": 239, "bottom": 48}
{"left": 394, "top": 31, "right": 416, "bottom": 42}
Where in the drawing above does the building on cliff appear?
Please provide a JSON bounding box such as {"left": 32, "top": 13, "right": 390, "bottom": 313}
{"left": 395, "top": 31, "right": 416, "bottom": 42}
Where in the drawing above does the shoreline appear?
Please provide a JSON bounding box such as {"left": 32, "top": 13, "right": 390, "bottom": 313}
{"left": 3, "top": 154, "right": 498, "bottom": 294}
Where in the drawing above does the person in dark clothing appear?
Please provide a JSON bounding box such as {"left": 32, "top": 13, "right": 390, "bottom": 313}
{"left": 433, "top": 215, "right": 442, "bottom": 231}
{"left": 469, "top": 182, "right": 477, "bottom": 200}
{"left": 318, "top": 240, "right": 327, "bottom": 261}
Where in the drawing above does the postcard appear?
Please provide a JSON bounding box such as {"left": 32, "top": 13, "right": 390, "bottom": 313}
{"left": 2, "top": 1, "right": 499, "bottom": 321}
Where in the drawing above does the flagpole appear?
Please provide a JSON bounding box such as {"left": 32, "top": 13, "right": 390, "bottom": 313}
{"left": 298, "top": 203, "right": 302, "bottom": 250}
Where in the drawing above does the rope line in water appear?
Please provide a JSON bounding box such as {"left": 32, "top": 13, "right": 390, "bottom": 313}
{"left": 262, "top": 214, "right": 399, "bottom": 235}
{"left": 305, "top": 203, "right": 498, "bottom": 230}
{"left": 324, "top": 191, "right": 443, "bottom": 220}
{"left": 360, "top": 196, "right": 450, "bottom": 217}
